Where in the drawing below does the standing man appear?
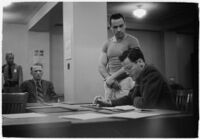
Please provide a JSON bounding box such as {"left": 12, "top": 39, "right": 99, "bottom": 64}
{"left": 20, "top": 63, "right": 58, "bottom": 103}
{"left": 2, "top": 52, "right": 23, "bottom": 92}
{"left": 95, "top": 48, "right": 175, "bottom": 109}
{"left": 98, "top": 13, "right": 140, "bottom": 100}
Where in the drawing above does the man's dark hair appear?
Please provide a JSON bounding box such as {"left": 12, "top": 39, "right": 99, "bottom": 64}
{"left": 119, "top": 47, "right": 145, "bottom": 62}
{"left": 109, "top": 13, "right": 125, "bottom": 26}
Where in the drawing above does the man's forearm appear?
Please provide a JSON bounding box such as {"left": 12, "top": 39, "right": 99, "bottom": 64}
{"left": 109, "top": 68, "right": 125, "bottom": 80}
{"left": 98, "top": 65, "right": 110, "bottom": 80}
{"left": 111, "top": 95, "right": 132, "bottom": 106}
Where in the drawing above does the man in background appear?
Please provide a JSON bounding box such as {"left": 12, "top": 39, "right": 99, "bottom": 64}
{"left": 20, "top": 63, "right": 58, "bottom": 103}
{"left": 98, "top": 13, "right": 140, "bottom": 100}
{"left": 2, "top": 52, "right": 23, "bottom": 92}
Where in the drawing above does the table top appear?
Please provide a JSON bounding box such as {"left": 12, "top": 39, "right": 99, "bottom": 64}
{"left": 3, "top": 103, "right": 198, "bottom": 138}
{"left": 3, "top": 102, "right": 191, "bottom": 126}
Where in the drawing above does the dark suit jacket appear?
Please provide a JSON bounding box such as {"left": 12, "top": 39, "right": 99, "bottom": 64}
{"left": 2, "top": 63, "right": 23, "bottom": 87}
{"left": 112, "top": 65, "right": 176, "bottom": 109}
{"left": 20, "top": 79, "right": 58, "bottom": 103}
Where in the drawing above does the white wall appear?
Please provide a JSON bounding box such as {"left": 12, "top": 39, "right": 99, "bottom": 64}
{"left": 73, "top": 3, "right": 107, "bottom": 102}
{"left": 2, "top": 24, "right": 29, "bottom": 80}
{"left": 2, "top": 23, "right": 50, "bottom": 82}
{"left": 63, "top": 2, "right": 75, "bottom": 102}
{"left": 28, "top": 31, "right": 50, "bottom": 80}
{"left": 63, "top": 2, "right": 107, "bottom": 103}
{"left": 50, "top": 27, "right": 64, "bottom": 95}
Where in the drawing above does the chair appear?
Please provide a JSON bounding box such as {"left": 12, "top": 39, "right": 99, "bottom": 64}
{"left": 176, "top": 89, "right": 193, "bottom": 112}
{"left": 3, "top": 87, "right": 21, "bottom": 93}
{"left": 2, "top": 92, "right": 28, "bottom": 114}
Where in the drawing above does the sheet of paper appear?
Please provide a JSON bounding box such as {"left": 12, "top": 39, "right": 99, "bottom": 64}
{"left": 103, "top": 105, "right": 139, "bottom": 111}
{"left": 110, "top": 110, "right": 174, "bottom": 119}
{"left": 51, "top": 103, "right": 88, "bottom": 111}
{"left": 3, "top": 113, "right": 47, "bottom": 119}
{"left": 51, "top": 103, "right": 79, "bottom": 109}
{"left": 59, "top": 112, "right": 111, "bottom": 120}
{"left": 110, "top": 111, "right": 164, "bottom": 119}
{"left": 26, "top": 103, "right": 52, "bottom": 108}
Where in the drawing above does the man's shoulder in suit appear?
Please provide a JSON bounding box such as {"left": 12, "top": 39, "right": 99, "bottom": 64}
{"left": 22, "top": 79, "right": 33, "bottom": 84}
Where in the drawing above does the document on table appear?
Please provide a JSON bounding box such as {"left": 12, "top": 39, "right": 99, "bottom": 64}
{"left": 51, "top": 103, "right": 80, "bottom": 110}
{"left": 81, "top": 104, "right": 138, "bottom": 112}
{"left": 103, "top": 105, "right": 139, "bottom": 111}
{"left": 59, "top": 112, "right": 111, "bottom": 120}
{"left": 26, "top": 103, "right": 53, "bottom": 108}
{"left": 111, "top": 111, "right": 166, "bottom": 119}
{"left": 3, "top": 113, "right": 47, "bottom": 119}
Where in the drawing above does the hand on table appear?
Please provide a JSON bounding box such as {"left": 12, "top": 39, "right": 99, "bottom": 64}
{"left": 93, "top": 96, "right": 112, "bottom": 107}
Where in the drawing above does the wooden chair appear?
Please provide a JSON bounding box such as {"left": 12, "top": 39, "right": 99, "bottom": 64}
{"left": 176, "top": 89, "right": 193, "bottom": 112}
{"left": 2, "top": 92, "right": 28, "bottom": 114}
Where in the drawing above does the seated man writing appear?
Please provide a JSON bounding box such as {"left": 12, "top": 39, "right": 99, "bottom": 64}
{"left": 94, "top": 48, "right": 175, "bottom": 109}
{"left": 20, "top": 63, "right": 58, "bottom": 103}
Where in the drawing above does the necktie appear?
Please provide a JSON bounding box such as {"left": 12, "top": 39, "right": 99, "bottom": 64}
{"left": 36, "top": 81, "right": 45, "bottom": 103}
{"left": 8, "top": 65, "right": 12, "bottom": 79}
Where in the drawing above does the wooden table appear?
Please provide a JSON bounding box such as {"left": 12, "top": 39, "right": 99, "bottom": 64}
{"left": 2, "top": 103, "right": 198, "bottom": 137}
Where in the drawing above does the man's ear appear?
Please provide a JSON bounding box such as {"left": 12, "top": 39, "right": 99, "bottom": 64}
{"left": 110, "top": 26, "right": 113, "bottom": 32}
{"left": 137, "top": 58, "right": 145, "bottom": 67}
{"left": 124, "top": 23, "right": 126, "bottom": 29}
{"left": 30, "top": 70, "right": 33, "bottom": 76}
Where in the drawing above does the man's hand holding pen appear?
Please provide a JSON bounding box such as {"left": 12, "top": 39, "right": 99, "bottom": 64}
{"left": 93, "top": 96, "right": 112, "bottom": 107}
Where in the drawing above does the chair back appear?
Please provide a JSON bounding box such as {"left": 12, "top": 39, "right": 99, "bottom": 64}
{"left": 176, "top": 89, "right": 193, "bottom": 112}
{"left": 2, "top": 92, "right": 28, "bottom": 114}
{"left": 3, "top": 87, "right": 21, "bottom": 93}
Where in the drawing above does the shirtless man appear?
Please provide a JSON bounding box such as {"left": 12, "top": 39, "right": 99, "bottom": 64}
{"left": 98, "top": 13, "right": 140, "bottom": 100}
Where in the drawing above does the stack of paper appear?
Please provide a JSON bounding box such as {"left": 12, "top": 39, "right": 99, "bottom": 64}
{"left": 103, "top": 105, "right": 139, "bottom": 111}
{"left": 3, "top": 113, "right": 47, "bottom": 119}
{"left": 59, "top": 112, "right": 110, "bottom": 120}
{"left": 111, "top": 111, "right": 164, "bottom": 119}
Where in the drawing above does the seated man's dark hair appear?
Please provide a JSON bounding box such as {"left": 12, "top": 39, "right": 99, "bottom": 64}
{"left": 109, "top": 13, "right": 125, "bottom": 26}
{"left": 119, "top": 47, "right": 145, "bottom": 62}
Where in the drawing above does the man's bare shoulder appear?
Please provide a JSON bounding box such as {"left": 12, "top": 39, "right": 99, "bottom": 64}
{"left": 126, "top": 34, "right": 140, "bottom": 47}
{"left": 104, "top": 37, "right": 115, "bottom": 45}
{"left": 102, "top": 37, "right": 115, "bottom": 51}
{"left": 126, "top": 34, "right": 139, "bottom": 41}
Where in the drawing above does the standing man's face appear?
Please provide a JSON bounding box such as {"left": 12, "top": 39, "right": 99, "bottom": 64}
{"left": 31, "top": 65, "right": 43, "bottom": 80}
{"left": 6, "top": 55, "right": 14, "bottom": 65}
{"left": 110, "top": 18, "right": 126, "bottom": 40}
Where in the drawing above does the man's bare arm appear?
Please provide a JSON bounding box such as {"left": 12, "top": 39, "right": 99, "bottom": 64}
{"left": 98, "top": 51, "right": 110, "bottom": 80}
{"left": 109, "top": 67, "right": 125, "bottom": 80}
